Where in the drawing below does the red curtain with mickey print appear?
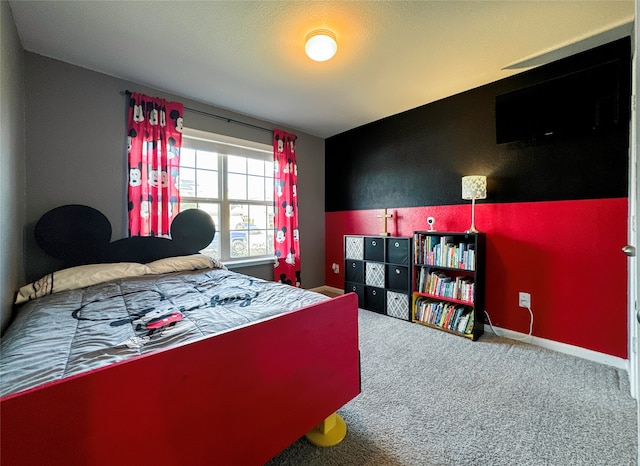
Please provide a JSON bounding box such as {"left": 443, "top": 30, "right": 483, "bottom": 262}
{"left": 273, "top": 130, "right": 301, "bottom": 287}
{"left": 127, "top": 92, "right": 183, "bottom": 237}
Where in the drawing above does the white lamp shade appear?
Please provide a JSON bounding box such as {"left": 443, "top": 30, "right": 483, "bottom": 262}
{"left": 462, "top": 176, "right": 487, "bottom": 200}
{"left": 305, "top": 30, "right": 337, "bottom": 62}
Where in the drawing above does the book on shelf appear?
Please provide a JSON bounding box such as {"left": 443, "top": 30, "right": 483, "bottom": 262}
{"left": 415, "top": 234, "right": 438, "bottom": 265}
{"left": 417, "top": 269, "right": 474, "bottom": 303}
{"left": 455, "top": 310, "right": 469, "bottom": 333}
{"left": 428, "top": 271, "right": 450, "bottom": 295}
{"left": 415, "top": 233, "right": 476, "bottom": 270}
{"left": 413, "top": 296, "right": 474, "bottom": 335}
{"left": 461, "top": 311, "right": 474, "bottom": 334}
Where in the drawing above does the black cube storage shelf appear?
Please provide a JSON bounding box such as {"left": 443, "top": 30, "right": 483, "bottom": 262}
{"left": 344, "top": 235, "right": 413, "bottom": 320}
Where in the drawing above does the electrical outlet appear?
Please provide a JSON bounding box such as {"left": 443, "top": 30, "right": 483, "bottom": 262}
{"left": 519, "top": 292, "right": 531, "bottom": 308}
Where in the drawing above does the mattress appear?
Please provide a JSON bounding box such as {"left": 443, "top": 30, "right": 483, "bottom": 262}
{"left": 1, "top": 257, "right": 327, "bottom": 397}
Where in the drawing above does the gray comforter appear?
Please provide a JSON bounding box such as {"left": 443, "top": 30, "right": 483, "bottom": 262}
{"left": 1, "top": 267, "right": 327, "bottom": 397}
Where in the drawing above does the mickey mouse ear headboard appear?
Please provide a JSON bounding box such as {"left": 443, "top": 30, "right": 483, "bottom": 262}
{"left": 34, "top": 205, "right": 216, "bottom": 266}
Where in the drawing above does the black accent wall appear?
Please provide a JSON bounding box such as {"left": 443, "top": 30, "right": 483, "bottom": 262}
{"left": 326, "top": 38, "right": 631, "bottom": 212}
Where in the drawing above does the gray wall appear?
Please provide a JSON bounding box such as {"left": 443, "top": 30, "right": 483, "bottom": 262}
{"left": 23, "top": 53, "right": 326, "bottom": 288}
{"left": 1, "top": 2, "right": 26, "bottom": 333}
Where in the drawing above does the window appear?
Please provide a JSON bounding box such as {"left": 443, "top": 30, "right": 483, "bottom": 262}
{"left": 179, "top": 128, "right": 274, "bottom": 262}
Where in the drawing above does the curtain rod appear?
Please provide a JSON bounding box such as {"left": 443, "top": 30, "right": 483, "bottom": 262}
{"left": 123, "top": 90, "right": 274, "bottom": 134}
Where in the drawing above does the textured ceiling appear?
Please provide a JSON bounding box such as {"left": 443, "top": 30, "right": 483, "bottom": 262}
{"left": 8, "top": 1, "right": 635, "bottom": 138}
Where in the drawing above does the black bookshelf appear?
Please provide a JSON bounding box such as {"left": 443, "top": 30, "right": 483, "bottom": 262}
{"left": 412, "top": 231, "right": 485, "bottom": 341}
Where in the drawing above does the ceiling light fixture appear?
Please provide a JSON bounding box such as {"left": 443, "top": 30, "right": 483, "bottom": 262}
{"left": 305, "top": 29, "right": 337, "bottom": 62}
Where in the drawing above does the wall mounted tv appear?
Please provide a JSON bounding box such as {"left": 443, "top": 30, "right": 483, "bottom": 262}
{"left": 495, "top": 59, "right": 629, "bottom": 144}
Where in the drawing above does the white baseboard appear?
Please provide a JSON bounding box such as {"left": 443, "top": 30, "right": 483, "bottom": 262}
{"left": 305, "top": 288, "right": 628, "bottom": 371}
{"left": 484, "top": 324, "right": 629, "bottom": 371}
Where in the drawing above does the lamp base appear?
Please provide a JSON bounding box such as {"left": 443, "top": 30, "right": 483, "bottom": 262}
{"left": 466, "top": 198, "right": 480, "bottom": 234}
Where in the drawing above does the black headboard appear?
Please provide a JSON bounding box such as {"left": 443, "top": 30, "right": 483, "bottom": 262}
{"left": 34, "top": 205, "right": 216, "bottom": 266}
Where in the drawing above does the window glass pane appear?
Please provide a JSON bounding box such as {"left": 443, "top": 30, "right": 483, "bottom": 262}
{"left": 195, "top": 203, "right": 220, "bottom": 258}
{"left": 196, "top": 150, "right": 217, "bottom": 170}
{"left": 247, "top": 176, "right": 265, "bottom": 201}
{"left": 266, "top": 231, "right": 274, "bottom": 255}
{"left": 196, "top": 202, "right": 219, "bottom": 220}
{"left": 229, "top": 227, "right": 270, "bottom": 258}
{"left": 197, "top": 170, "right": 219, "bottom": 198}
{"left": 229, "top": 231, "right": 248, "bottom": 258}
{"left": 249, "top": 205, "right": 268, "bottom": 228}
{"left": 247, "top": 158, "right": 264, "bottom": 176}
{"left": 228, "top": 155, "right": 246, "bottom": 174}
{"left": 265, "top": 161, "right": 274, "bottom": 201}
{"left": 249, "top": 230, "right": 269, "bottom": 256}
{"left": 265, "top": 176, "right": 274, "bottom": 202}
{"left": 181, "top": 148, "right": 196, "bottom": 168}
{"left": 230, "top": 204, "right": 249, "bottom": 229}
{"left": 179, "top": 168, "right": 196, "bottom": 197}
{"left": 228, "top": 173, "right": 247, "bottom": 199}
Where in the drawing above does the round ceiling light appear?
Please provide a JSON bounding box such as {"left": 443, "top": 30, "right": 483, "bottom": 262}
{"left": 305, "top": 30, "right": 337, "bottom": 62}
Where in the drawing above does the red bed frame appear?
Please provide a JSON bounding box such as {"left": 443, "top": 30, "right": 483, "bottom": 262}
{"left": 0, "top": 292, "right": 360, "bottom": 465}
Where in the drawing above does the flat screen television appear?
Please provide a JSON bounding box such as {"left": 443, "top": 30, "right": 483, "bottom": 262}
{"left": 495, "top": 59, "right": 629, "bottom": 144}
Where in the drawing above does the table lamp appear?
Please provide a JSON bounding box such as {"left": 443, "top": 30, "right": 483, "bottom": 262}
{"left": 461, "top": 175, "right": 487, "bottom": 233}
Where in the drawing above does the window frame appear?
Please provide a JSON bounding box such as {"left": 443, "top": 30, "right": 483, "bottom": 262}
{"left": 180, "top": 128, "right": 274, "bottom": 265}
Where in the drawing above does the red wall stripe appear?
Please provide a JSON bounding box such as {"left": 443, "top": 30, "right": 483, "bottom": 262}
{"left": 325, "top": 198, "right": 628, "bottom": 358}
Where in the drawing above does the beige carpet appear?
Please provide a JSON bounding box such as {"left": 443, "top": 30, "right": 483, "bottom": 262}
{"left": 268, "top": 308, "right": 638, "bottom": 465}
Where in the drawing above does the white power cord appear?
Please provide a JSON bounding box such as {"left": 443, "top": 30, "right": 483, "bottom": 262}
{"left": 484, "top": 307, "right": 533, "bottom": 341}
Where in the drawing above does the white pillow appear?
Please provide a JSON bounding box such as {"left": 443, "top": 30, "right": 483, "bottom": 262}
{"left": 145, "top": 254, "right": 226, "bottom": 275}
{"left": 15, "top": 262, "right": 151, "bottom": 304}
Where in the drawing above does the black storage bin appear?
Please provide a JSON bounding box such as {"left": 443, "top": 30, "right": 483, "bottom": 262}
{"left": 364, "top": 237, "right": 385, "bottom": 262}
{"left": 345, "top": 282, "right": 364, "bottom": 308}
{"left": 345, "top": 260, "right": 363, "bottom": 283}
{"left": 365, "top": 286, "right": 385, "bottom": 314}
{"left": 387, "top": 264, "right": 410, "bottom": 292}
{"left": 386, "top": 238, "right": 410, "bottom": 265}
